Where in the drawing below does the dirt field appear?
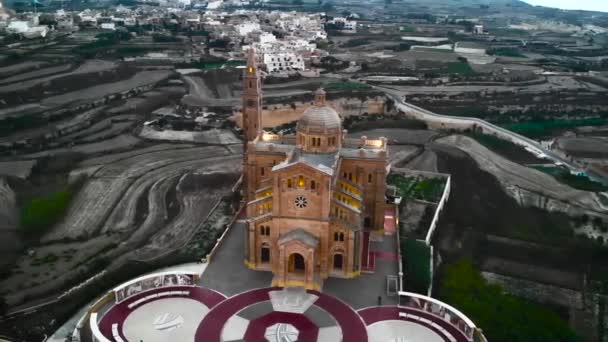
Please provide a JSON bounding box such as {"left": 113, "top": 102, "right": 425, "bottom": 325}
{"left": 436, "top": 135, "right": 606, "bottom": 216}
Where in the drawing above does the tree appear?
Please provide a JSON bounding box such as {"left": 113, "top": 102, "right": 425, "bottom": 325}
{"left": 440, "top": 259, "right": 582, "bottom": 342}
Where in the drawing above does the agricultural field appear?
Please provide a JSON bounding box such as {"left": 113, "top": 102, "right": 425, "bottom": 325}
{"left": 0, "top": 144, "right": 242, "bottom": 308}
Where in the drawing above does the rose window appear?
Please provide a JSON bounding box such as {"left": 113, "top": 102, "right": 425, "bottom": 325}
{"left": 295, "top": 196, "right": 308, "bottom": 208}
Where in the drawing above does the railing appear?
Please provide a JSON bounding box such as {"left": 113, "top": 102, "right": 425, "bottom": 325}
{"left": 425, "top": 175, "right": 451, "bottom": 245}
{"left": 398, "top": 291, "right": 483, "bottom": 342}
{"left": 112, "top": 272, "right": 198, "bottom": 304}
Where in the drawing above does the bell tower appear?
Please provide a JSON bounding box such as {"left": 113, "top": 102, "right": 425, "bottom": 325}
{"left": 242, "top": 48, "right": 262, "bottom": 149}
{"left": 242, "top": 48, "right": 263, "bottom": 203}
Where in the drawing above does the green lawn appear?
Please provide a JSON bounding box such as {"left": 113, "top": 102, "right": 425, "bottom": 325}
{"left": 439, "top": 259, "right": 582, "bottom": 342}
{"left": 401, "top": 238, "right": 431, "bottom": 294}
{"left": 388, "top": 174, "right": 446, "bottom": 202}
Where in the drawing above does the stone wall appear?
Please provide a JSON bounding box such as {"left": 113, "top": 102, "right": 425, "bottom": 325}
{"left": 234, "top": 96, "right": 388, "bottom": 128}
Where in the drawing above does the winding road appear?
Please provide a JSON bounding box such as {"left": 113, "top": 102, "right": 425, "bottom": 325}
{"left": 376, "top": 86, "right": 580, "bottom": 171}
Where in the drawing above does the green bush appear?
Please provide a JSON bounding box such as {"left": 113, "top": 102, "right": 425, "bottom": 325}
{"left": 20, "top": 189, "right": 74, "bottom": 235}
{"left": 440, "top": 259, "right": 582, "bottom": 342}
{"left": 445, "top": 61, "right": 476, "bottom": 76}
{"left": 534, "top": 166, "right": 608, "bottom": 192}
{"left": 488, "top": 48, "right": 525, "bottom": 58}
{"left": 401, "top": 239, "right": 431, "bottom": 294}
{"left": 503, "top": 118, "right": 607, "bottom": 138}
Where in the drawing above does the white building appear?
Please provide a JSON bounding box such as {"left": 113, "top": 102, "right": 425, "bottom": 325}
{"left": 6, "top": 20, "right": 29, "bottom": 33}
{"left": 207, "top": 0, "right": 223, "bottom": 10}
{"left": 100, "top": 22, "right": 116, "bottom": 30}
{"left": 236, "top": 21, "right": 260, "bottom": 36}
{"left": 6, "top": 18, "right": 49, "bottom": 38}
{"left": 263, "top": 52, "right": 305, "bottom": 73}
{"left": 259, "top": 32, "right": 276, "bottom": 44}
{"left": 473, "top": 25, "right": 484, "bottom": 35}
{"left": 327, "top": 17, "right": 357, "bottom": 33}
{"left": 454, "top": 41, "right": 486, "bottom": 55}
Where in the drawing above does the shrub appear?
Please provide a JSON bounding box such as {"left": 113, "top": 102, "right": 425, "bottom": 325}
{"left": 20, "top": 189, "right": 74, "bottom": 236}
{"left": 401, "top": 239, "right": 431, "bottom": 294}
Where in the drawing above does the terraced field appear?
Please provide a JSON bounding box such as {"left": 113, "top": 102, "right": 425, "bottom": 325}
{"left": 1, "top": 144, "right": 241, "bottom": 307}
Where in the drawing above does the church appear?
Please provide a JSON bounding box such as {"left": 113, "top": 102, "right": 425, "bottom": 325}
{"left": 241, "top": 49, "right": 390, "bottom": 290}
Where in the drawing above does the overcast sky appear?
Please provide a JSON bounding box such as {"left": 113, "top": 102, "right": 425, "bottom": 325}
{"left": 523, "top": 0, "right": 608, "bottom": 13}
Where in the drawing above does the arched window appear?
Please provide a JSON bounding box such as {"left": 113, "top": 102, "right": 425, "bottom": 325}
{"left": 265, "top": 226, "right": 270, "bottom": 235}
{"left": 298, "top": 175, "right": 305, "bottom": 187}
{"left": 340, "top": 233, "right": 345, "bottom": 241}
{"left": 368, "top": 174, "right": 372, "bottom": 183}
{"left": 261, "top": 167, "right": 265, "bottom": 176}
{"left": 348, "top": 173, "right": 353, "bottom": 181}
{"left": 287, "top": 179, "right": 293, "bottom": 188}
{"left": 334, "top": 232, "right": 339, "bottom": 241}
{"left": 260, "top": 226, "right": 265, "bottom": 235}
{"left": 310, "top": 180, "right": 316, "bottom": 190}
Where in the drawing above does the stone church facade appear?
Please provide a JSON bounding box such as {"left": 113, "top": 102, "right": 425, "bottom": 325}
{"left": 242, "top": 49, "right": 390, "bottom": 290}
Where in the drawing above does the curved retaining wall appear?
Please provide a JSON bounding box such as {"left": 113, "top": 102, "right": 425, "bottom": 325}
{"left": 398, "top": 291, "right": 487, "bottom": 342}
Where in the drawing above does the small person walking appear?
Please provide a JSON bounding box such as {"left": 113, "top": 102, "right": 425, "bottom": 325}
{"left": 377, "top": 296, "right": 382, "bottom": 306}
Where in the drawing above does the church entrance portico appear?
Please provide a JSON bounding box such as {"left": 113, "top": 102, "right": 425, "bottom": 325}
{"left": 274, "top": 229, "right": 321, "bottom": 290}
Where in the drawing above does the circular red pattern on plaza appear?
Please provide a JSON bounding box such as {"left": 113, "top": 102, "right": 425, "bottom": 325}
{"left": 195, "top": 287, "right": 368, "bottom": 342}
{"left": 243, "top": 311, "right": 318, "bottom": 342}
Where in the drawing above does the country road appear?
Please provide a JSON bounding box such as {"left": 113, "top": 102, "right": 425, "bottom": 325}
{"left": 376, "top": 85, "right": 581, "bottom": 172}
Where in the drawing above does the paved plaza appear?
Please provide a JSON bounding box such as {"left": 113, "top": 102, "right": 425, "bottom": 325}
{"left": 96, "top": 285, "right": 469, "bottom": 342}
{"left": 201, "top": 220, "right": 400, "bottom": 309}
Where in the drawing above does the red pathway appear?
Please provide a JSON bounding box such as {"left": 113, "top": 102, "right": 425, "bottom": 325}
{"left": 374, "top": 251, "right": 399, "bottom": 260}
{"left": 384, "top": 207, "right": 396, "bottom": 235}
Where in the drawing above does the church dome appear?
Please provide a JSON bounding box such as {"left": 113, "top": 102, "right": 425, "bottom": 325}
{"left": 297, "top": 89, "right": 341, "bottom": 134}
{"left": 296, "top": 88, "right": 343, "bottom": 153}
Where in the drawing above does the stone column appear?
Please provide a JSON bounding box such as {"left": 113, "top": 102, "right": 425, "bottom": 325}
{"left": 347, "top": 231, "right": 355, "bottom": 275}
{"left": 307, "top": 248, "right": 314, "bottom": 288}
{"left": 248, "top": 222, "right": 256, "bottom": 266}
{"left": 279, "top": 245, "right": 286, "bottom": 287}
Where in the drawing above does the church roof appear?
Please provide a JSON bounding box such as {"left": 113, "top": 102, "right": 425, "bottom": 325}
{"left": 272, "top": 151, "right": 337, "bottom": 176}
{"left": 278, "top": 228, "right": 319, "bottom": 248}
